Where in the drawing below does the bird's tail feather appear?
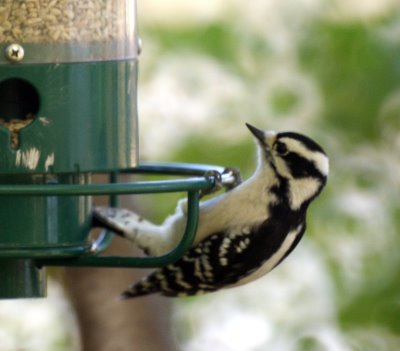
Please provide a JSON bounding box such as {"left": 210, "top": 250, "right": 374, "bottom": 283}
{"left": 120, "top": 276, "right": 161, "bottom": 299}
{"left": 93, "top": 206, "right": 154, "bottom": 238}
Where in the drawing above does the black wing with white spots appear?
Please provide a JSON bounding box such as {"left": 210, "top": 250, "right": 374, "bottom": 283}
{"left": 121, "top": 211, "right": 306, "bottom": 298}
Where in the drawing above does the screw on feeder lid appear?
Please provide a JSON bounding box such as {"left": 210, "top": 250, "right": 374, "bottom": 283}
{"left": 137, "top": 37, "right": 143, "bottom": 55}
{"left": 5, "top": 44, "right": 24, "bottom": 63}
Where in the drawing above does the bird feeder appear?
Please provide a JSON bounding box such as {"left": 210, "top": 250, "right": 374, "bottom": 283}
{"left": 0, "top": 0, "right": 236, "bottom": 299}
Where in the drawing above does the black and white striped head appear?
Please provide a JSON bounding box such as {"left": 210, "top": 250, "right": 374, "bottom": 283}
{"left": 246, "top": 123, "right": 329, "bottom": 210}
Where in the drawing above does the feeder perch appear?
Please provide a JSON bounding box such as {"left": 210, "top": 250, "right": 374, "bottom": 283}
{"left": 0, "top": 1, "right": 237, "bottom": 299}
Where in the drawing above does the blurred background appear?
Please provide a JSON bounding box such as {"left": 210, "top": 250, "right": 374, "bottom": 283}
{"left": 1, "top": 0, "right": 400, "bottom": 350}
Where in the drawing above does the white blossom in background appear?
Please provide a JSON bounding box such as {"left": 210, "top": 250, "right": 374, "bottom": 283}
{"left": 137, "top": 0, "right": 399, "bottom": 160}
{"left": 137, "top": 0, "right": 327, "bottom": 159}
{"left": 327, "top": 0, "right": 399, "bottom": 21}
{"left": 138, "top": 0, "right": 227, "bottom": 27}
{"left": 138, "top": 53, "right": 246, "bottom": 159}
{"left": 174, "top": 242, "right": 351, "bottom": 351}
{"left": 138, "top": 54, "right": 324, "bottom": 159}
{"left": 0, "top": 281, "right": 79, "bottom": 351}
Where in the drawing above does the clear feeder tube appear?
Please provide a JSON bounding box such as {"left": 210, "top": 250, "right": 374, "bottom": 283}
{"left": 0, "top": 0, "right": 138, "bottom": 63}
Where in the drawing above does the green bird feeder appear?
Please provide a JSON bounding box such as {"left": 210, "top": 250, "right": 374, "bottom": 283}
{"left": 0, "top": 0, "right": 235, "bottom": 299}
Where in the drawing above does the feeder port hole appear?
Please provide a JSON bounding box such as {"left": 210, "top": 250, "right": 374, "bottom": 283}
{"left": 0, "top": 78, "right": 40, "bottom": 148}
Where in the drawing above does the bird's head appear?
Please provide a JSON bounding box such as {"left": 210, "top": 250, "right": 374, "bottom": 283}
{"left": 246, "top": 123, "right": 329, "bottom": 210}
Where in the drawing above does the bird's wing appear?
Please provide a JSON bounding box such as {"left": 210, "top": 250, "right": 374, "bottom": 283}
{"left": 120, "top": 225, "right": 269, "bottom": 298}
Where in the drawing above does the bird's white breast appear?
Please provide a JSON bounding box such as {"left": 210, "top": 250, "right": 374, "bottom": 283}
{"left": 195, "top": 166, "right": 279, "bottom": 243}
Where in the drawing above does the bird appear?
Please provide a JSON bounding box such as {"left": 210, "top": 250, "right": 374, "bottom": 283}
{"left": 93, "top": 123, "right": 329, "bottom": 298}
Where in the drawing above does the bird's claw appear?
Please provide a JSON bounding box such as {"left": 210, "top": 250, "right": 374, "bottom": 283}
{"left": 200, "top": 170, "right": 223, "bottom": 197}
{"left": 200, "top": 167, "right": 242, "bottom": 197}
{"left": 222, "top": 167, "right": 242, "bottom": 191}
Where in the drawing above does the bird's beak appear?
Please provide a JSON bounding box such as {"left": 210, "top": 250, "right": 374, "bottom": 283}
{"left": 246, "top": 123, "right": 276, "bottom": 147}
{"left": 246, "top": 123, "right": 265, "bottom": 143}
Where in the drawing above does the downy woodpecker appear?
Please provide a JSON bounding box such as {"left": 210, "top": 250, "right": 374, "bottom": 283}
{"left": 94, "top": 123, "right": 329, "bottom": 298}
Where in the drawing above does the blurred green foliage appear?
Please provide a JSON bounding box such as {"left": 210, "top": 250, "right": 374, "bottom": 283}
{"left": 301, "top": 17, "right": 400, "bottom": 344}
{"left": 144, "top": 23, "right": 238, "bottom": 64}
{"left": 300, "top": 20, "right": 400, "bottom": 141}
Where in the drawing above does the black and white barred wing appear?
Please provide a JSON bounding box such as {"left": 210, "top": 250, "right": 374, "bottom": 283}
{"left": 120, "top": 225, "right": 284, "bottom": 298}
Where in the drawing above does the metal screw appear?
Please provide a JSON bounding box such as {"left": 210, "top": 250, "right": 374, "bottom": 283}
{"left": 5, "top": 43, "right": 25, "bottom": 63}
{"left": 137, "top": 37, "right": 142, "bottom": 55}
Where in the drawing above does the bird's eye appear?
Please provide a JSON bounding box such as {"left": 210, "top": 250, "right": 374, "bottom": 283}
{"left": 275, "top": 142, "right": 288, "bottom": 156}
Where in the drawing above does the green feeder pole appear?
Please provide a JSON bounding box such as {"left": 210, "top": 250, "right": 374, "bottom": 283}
{"left": 0, "top": 259, "right": 46, "bottom": 299}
